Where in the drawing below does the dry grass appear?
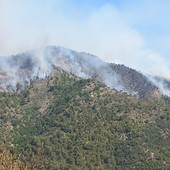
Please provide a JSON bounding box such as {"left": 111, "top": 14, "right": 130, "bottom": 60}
{"left": 0, "top": 147, "right": 32, "bottom": 170}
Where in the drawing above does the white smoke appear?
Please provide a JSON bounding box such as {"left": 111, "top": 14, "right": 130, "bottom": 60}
{"left": 0, "top": 46, "right": 124, "bottom": 92}
{"left": 1, "top": 46, "right": 170, "bottom": 98}
{"left": 0, "top": 0, "right": 170, "bottom": 82}
{"left": 147, "top": 76, "right": 170, "bottom": 97}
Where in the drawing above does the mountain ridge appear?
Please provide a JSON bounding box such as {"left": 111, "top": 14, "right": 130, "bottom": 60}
{"left": 0, "top": 46, "right": 169, "bottom": 99}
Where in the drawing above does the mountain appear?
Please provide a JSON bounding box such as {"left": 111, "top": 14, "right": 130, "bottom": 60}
{"left": 0, "top": 71, "right": 170, "bottom": 169}
{"left": 0, "top": 46, "right": 169, "bottom": 99}
{"left": 0, "top": 46, "right": 170, "bottom": 169}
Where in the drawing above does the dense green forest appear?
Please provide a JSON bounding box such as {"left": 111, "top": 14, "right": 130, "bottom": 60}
{"left": 0, "top": 72, "right": 170, "bottom": 169}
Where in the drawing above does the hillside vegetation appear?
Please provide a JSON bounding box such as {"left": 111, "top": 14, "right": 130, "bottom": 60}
{"left": 0, "top": 72, "right": 170, "bottom": 170}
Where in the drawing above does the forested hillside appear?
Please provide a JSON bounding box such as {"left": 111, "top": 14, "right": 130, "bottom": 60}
{"left": 0, "top": 71, "right": 170, "bottom": 170}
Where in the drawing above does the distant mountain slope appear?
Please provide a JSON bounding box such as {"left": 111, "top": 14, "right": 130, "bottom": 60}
{"left": 109, "top": 64, "right": 159, "bottom": 98}
{"left": 0, "top": 71, "right": 170, "bottom": 169}
{"left": 0, "top": 46, "right": 169, "bottom": 98}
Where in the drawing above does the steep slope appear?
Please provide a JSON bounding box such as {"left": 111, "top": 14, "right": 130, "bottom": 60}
{"left": 109, "top": 64, "right": 160, "bottom": 98}
{"left": 0, "top": 72, "right": 170, "bottom": 169}
{"left": 0, "top": 46, "right": 169, "bottom": 98}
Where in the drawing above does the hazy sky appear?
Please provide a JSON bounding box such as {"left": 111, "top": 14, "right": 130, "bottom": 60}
{"left": 0, "top": 0, "right": 170, "bottom": 78}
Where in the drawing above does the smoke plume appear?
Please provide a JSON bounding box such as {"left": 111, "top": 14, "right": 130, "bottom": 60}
{"left": 0, "top": 1, "right": 170, "bottom": 79}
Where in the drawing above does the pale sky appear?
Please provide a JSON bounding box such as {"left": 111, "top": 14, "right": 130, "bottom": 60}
{"left": 0, "top": 0, "right": 170, "bottom": 78}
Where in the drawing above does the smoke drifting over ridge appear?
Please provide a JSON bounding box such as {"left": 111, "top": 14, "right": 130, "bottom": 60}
{"left": 1, "top": 1, "right": 170, "bottom": 97}
{"left": 0, "top": 45, "right": 170, "bottom": 99}
{"left": 0, "top": 46, "right": 124, "bottom": 92}
{"left": 1, "top": 0, "right": 170, "bottom": 80}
